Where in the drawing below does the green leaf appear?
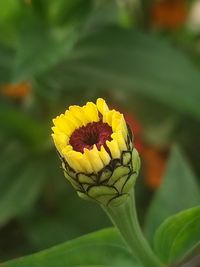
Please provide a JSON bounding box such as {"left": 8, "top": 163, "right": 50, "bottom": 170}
{"left": 10, "top": 4, "right": 81, "bottom": 83}
{"left": 0, "top": 104, "right": 48, "bottom": 149}
{"left": 20, "top": 188, "right": 110, "bottom": 251}
{"left": 3, "top": 228, "right": 140, "bottom": 267}
{"left": 154, "top": 206, "right": 200, "bottom": 264}
{"left": 0, "top": 151, "right": 46, "bottom": 227}
{"left": 46, "top": 27, "right": 200, "bottom": 118}
{"left": 145, "top": 145, "right": 200, "bottom": 242}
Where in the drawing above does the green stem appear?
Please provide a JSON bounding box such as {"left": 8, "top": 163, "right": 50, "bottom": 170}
{"left": 102, "top": 191, "right": 164, "bottom": 267}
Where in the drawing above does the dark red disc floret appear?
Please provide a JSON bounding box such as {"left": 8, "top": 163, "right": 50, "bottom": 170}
{"left": 69, "top": 121, "right": 112, "bottom": 153}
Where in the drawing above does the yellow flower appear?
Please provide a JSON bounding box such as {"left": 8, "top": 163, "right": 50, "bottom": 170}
{"left": 52, "top": 98, "right": 140, "bottom": 206}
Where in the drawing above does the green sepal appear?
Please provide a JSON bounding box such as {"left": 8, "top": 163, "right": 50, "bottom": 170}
{"left": 82, "top": 184, "right": 90, "bottom": 191}
{"left": 127, "top": 123, "right": 133, "bottom": 142}
{"left": 59, "top": 155, "right": 76, "bottom": 179}
{"left": 94, "top": 194, "right": 118, "bottom": 206}
{"left": 108, "top": 194, "right": 129, "bottom": 207}
{"left": 110, "top": 159, "right": 121, "bottom": 168}
{"left": 64, "top": 171, "right": 82, "bottom": 190}
{"left": 87, "top": 185, "right": 118, "bottom": 205}
{"left": 121, "top": 151, "right": 132, "bottom": 165}
{"left": 108, "top": 166, "right": 130, "bottom": 184}
{"left": 61, "top": 162, "right": 66, "bottom": 171}
{"left": 132, "top": 148, "right": 140, "bottom": 173}
{"left": 113, "top": 175, "right": 129, "bottom": 192}
{"left": 68, "top": 169, "right": 77, "bottom": 179}
{"left": 88, "top": 185, "right": 117, "bottom": 197}
{"left": 77, "top": 191, "right": 93, "bottom": 201}
{"left": 77, "top": 173, "right": 96, "bottom": 185}
{"left": 63, "top": 162, "right": 76, "bottom": 179}
{"left": 99, "top": 167, "right": 112, "bottom": 183}
{"left": 122, "top": 173, "right": 137, "bottom": 193}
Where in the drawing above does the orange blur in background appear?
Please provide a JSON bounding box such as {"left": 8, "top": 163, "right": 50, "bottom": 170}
{"left": 151, "top": 0, "right": 188, "bottom": 29}
{"left": 124, "top": 112, "right": 168, "bottom": 190}
{"left": 0, "top": 82, "right": 31, "bottom": 100}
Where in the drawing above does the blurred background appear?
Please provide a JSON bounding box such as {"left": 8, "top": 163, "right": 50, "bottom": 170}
{"left": 0, "top": 0, "right": 200, "bottom": 262}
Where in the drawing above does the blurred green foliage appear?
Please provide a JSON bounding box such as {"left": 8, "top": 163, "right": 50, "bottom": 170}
{"left": 0, "top": 0, "right": 200, "bottom": 264}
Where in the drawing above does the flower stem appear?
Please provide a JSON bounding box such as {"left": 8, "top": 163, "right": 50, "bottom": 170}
{"left": 102, "top": 191, "right": 164, "bottom": 267}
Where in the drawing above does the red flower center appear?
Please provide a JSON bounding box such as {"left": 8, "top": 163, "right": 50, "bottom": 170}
{"left": 69, "top": 121, "right": 112, "bottom": 153}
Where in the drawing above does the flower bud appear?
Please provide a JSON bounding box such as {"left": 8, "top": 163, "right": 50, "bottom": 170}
{"left": 52, "top": 98, "right": 140, "bottom": 206}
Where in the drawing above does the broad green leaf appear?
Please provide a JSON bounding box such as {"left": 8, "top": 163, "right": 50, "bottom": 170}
{"left": 46, "top": 27, "right": 200, "bottom": 118}
{"left": 0, "top": 143, "right": 27, "bottom": 188}
{"left": 3, "top": 228, "right": 140, "bottom": 267}
{"left": 0, "top": 157, "right": 46, "bottom": 227}
{"left": 154, "top": 206, "right": 200, "bottom": 264}
{"left": 20, "top": 189, "right": 110, "bottom": 251}
{"left": 145, "top": 145, "right": 200, "bottom": 242}
{"left": 0, "top": 0, "right": 94, "bottom": 82}
{"left": 13, "top": 25, "right": 78, "bottom": 82}
{"left": 0, "top": 104, "right": 48, "bottom": 149}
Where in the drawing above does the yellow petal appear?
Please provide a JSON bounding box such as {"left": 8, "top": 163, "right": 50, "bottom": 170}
{"left": 61, "top": 145, "right": 73, "bottom": 155}
{"left": 53, "top": 114, "right": 77, "bottom": 137}
{"left": 99, "top": 145, "right": 111, "bottom": 166}
{"left": 119, "top": 119, "right": 128, "bottom": 140}
{"left": 65, "top": 110, "right": 82, "bottom": 131}
{"left": 96, "top": 98, "right": 109, "bottom": 116}
{"left": 64, "top": 150, "right": 94, "bottom": 174}
{"left": 52, "top": 133, "right": 68, "bottom": 153}
{"left": 103, "top": 110, "right": 115, "bottom": 126}
{"left": 112, "top": 113, "right": 127, "bottom": 140}
{"left": 111, "top": 112, "right": 123, "bottom": 131}
{"left": 52, "top": 133, "right": 69, "bottom": 147}
{"left": 53, "top": 114, "right": 70, "bottom": 134}
{"left": 106, "top": 140, "right": 121, "bottom": 159}
{"left": 83, "top": 102, "right": 99, "bottom": 122}
{"left": 111, "top": 132, "right": 127, "bottom": 151}
{"left": 65, "top": 151, "right": 86, "bottom": 173}
{"left": 52, "top": 126, "right": 61, "bottom": 134}
{"left": 69, "top": 105, "right": 90, "bottom": 126}
{"left": 84, "top": 145, "right": 104, "bottom": 173}
{"left": 82, "top": 154, "right": 94, "bottom": 174}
